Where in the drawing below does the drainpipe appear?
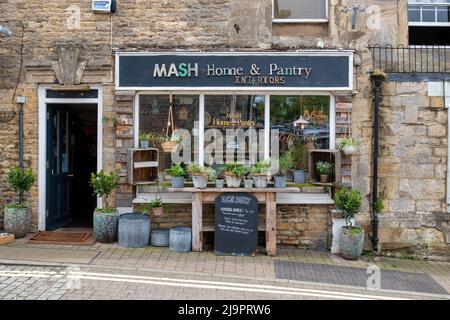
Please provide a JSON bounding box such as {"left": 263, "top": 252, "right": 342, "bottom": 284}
{"left": 370, "top": 75, "right": 384, "bottom": 251}
{"left": 445, "top": 81, "right": 450, "bottom": 212}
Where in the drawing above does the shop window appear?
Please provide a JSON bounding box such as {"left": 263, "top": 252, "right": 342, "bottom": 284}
{"left": 204, "top": 95, "right": 265, "bottom": 165}
{"left": 408, "top": 0, "right": 450, "bottom": 45}
{"left": 139, "top": 95, "right": 199, "bottom": 177}
{"left": 273, "top": 0, "right": 328, "bottom": 22}
{"left": 270, "top": 96, "right": 330, "bottom": 152}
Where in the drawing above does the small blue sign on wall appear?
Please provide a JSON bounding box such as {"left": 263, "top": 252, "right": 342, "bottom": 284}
{"left": 116, "top": 52, "right": 352, "bottom": 90}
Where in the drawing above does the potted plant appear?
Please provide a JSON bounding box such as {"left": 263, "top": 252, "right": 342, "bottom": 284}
{"left": 291, "top": 138, "right": 308, "bottom": 184}
{"left": 251, "top": 160, "right": 270, "bottom": 188}
{"left": 167, "top": 163, "right": 185, "bottom": 188}
{"left": 4, "top": 167, "right": 36, "bottom": 238}
{"left": 90, "top": 169, "right": 120, "bottom": 243}
{"left": 274, "top": 152, "right": 293, "bottom": 189}
{"left": 316, "top": 161, "right": 333, "bottom": 183}
{"left": 334, "top": 188, "right": 364, "bottom": 260}
{"left": 213, "top": 164, "right": 226, "bottom": 189}
{"left": 188, "top": 164, "right": 215, "bottom": 189}
{"left": 223, "top": 163, "right": 247, "bottom": 188}
{"left": 161, "top": 134, "right": 182, "bottom": 153}
{"left": 338, "top": 138, "right": 362, "bottom": 156}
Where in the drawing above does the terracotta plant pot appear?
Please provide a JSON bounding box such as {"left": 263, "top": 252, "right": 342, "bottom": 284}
{"left": 339, "top": 227, "right": 365, "bottom": 260}
{"left": 320, "top": 175, "right": 329, "bottom": 183}
{"left": 151, "top": 207, "right": 163, "bottom": 216}
{"left": 4, "top": 206, "right": 30, "bottom": 239}
{"left": 93, "top": 210, "right": 118, "bottom": 243}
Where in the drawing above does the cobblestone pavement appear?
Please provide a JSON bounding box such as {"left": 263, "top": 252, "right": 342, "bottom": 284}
{"left": 0, "top": 236, "right": 449, "bottom": 300}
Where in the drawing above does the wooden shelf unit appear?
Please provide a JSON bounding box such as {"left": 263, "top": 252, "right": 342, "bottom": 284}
{"left": 127, "top": 148, "right": 159, "bottom": 185}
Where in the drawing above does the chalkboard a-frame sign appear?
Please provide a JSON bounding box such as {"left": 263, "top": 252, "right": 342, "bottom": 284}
{"left": 214, "top": 193, "right": 259, "bottom": 256}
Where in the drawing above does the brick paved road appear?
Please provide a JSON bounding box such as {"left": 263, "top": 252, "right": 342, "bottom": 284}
{"left": 0, "top": 263, "right": 448, "bottom": 300}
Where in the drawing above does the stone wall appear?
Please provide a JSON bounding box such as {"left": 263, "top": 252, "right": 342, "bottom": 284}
{"left": 140, "top": 203, "right": 331, "bottom": 250}
{"left": 376, "top": 81, "right": 450, "bottom": 260}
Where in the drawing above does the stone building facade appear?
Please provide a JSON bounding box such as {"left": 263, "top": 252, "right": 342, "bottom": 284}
{"left": 0, "top": 0, "right": 449, "bottom": 260}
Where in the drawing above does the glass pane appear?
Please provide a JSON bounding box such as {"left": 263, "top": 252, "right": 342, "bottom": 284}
{"left": 270, "top": 96, "right": 330, "bottom": 153}
{"left": 408, "top": 7, "right": 421, "bottom": 22}
{"left": 204, "top": 95, "right": 265, "bottom": 165}
{"left": 437, "top": 7, "right": 450, "bottom": 22}
{"left": 139, "top": 95, "right": 199, "bottom": 178}
{"left": 422, "top": 6, "right": 436, "bottom": 22}
{"left": 274, "top": 0, "right": 327, "bottom": 20}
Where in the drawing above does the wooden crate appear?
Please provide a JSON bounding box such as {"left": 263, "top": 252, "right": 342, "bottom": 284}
{"left": 308, "top": 149, "right": 341, "bottom": 186}
{"left": 127, "top": 148, "right": 159, "bottom": 185}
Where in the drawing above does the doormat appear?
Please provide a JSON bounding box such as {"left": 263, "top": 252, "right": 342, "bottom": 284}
{"left": 275, "top": 260, "right": 449, "bottom": 295}
{"left": 29, "top": 231, "right": 95, "bottom": 246}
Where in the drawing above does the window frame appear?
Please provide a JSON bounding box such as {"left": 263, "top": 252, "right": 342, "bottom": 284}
{"left": 272, "top": 0, "right": 329, "bottom": 23}
{"left": 408, "top": 2, "right": 450, "bottom": 27}
{"left": 134, "top": 91, "right": 336, "bottom": 166}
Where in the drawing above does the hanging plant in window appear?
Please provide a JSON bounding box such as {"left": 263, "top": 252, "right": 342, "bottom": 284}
{"left": 160, "top": 94, "right": 183, "bottom": 153}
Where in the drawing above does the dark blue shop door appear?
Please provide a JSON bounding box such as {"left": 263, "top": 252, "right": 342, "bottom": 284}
{"left": 46, "top": 105, "right": 72, "bottom": 230}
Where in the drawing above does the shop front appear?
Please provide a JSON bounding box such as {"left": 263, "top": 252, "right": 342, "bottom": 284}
{"left": 115, "top": 51, "right": 354, "bottom": 255}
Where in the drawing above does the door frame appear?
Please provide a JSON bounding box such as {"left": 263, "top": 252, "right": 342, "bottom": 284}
{"left": 38, "top": 85, "right": 103, "bottom": 231}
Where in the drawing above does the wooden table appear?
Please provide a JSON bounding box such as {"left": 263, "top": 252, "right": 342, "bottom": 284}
{"left": 165, "top": 187, "right": 300, "bottom": 256}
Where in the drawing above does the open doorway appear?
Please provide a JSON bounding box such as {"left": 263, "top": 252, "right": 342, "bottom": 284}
{"left": 46, "top": 104, "right": 97, "bottom": 230}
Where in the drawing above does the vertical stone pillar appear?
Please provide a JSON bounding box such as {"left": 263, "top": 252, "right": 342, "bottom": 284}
{"left": 115, "top": 92, "right": 135, "bottom": 209}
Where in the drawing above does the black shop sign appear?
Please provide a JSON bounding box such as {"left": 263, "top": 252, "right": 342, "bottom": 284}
{"left": 214, "top": 193, "right": 259, "bottom": 256}
{"left": 116, "top": 52, "right": 352, "bottom": 90}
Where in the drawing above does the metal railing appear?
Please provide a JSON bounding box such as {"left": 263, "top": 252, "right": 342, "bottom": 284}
{"left": 369, "top": 44, "right": 450, "bottom": 73}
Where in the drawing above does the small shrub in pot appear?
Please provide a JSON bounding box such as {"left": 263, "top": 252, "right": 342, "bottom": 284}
{"left": 90, "top": 170, "right": 120, "bottom": 243}
{"left": 251, "top": 160, "right": 270, "bottom": 188}
{"left": 4, "top": 167, "right": 36, "bottom": 238}
{"left": 334, "top": 188, "right": 364, "bottom": 260}
{"left": 316, "top": 161, "right": 334, "bottom": 183}
{"left": 167, "top": 163, "right": 186, "bottom": 188}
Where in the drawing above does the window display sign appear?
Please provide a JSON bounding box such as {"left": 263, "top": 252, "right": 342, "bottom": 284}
{"left": 116, "top": 52, "right": 352, "bottom": 90}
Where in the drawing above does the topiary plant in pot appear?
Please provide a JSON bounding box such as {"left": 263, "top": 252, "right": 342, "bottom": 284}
{"left": 4, "top": 167, "right": 36, "bottom": 238}
{"left": 334, "top": 188, "right": 364, "bottom": 260}
{"left": 90, "top": 169, "right": 120, "bottom": 243}
{"left": 167, "top": 163, "right": 186, "bottom": 188}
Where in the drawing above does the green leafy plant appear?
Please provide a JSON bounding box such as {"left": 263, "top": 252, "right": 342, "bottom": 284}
{"left": 316, "top": 161, "right": 334, "bottom": 176}
{"left": 290, "top": 138, "right": 308, "bottom": 170}
{"left": 224, "top": 162, "right": 248, "bottom": 178}
{"left": 338, "top": 138, "right": 362, "bottom": 152}
{"left": 334, "top": 188, "right": 362, "bottom": 227}
{"left": 167, "top": 164, "right": 185, "bottom": 177}
{"left": 277, "top": 152, "right": 294, "bottom": 176}
{"left": 187, "top": 164, "right": 216, "bottom": 180}
{"left": 375, "top": 198, "right": 384, "bottom": 214}
{"left": 250, "top": 160, "right": 271, "bottom": 176}
{"left": 7, "top": 167, "right": 36, "bottom": 207}
{"left": 89, "top": 169, "right": 120, "bottom": 212}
